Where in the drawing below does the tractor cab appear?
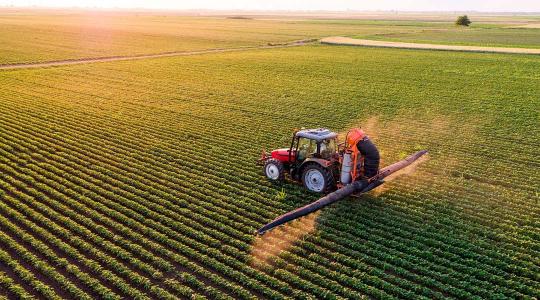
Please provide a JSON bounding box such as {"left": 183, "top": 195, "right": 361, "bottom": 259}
{"left": 293, "top": 128, "right": 338, "bottom": 161}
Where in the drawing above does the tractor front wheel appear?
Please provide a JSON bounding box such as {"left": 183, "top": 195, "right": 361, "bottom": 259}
{"left": 264, "top": 158, "right": 285, "bottom": 182}
{"left": 302, "top": 164, "right": 334, "bottom": 193}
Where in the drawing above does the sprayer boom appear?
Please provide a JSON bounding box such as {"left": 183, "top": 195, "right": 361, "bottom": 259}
{"left": 256, "top": 150, "right": 428, "bottom": 235}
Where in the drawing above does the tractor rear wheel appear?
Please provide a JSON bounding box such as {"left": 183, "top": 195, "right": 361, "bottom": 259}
{"left": 302, "top": 164, "right": 334, "bottom": 193}
{"left": 264, "top": 158, "right": 285, "bottom": 182}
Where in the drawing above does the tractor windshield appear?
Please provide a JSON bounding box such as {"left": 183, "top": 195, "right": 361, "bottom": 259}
{"left": 297, "top": 138, "right": 317, "bottom": 161}
{"left": 320, "top": 139, "right": 336, "bottom": 159}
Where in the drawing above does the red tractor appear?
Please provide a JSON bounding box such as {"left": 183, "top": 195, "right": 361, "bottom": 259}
{"left": 259, "top": 128, "right": 380, "bottom": 193}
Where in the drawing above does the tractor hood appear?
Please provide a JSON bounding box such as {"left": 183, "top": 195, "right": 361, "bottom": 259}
{"left": 271, "top": 148, "right": 295, "bottom": 162}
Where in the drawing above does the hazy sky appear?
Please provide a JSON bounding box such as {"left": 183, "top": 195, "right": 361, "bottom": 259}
{"left": 2, "top": 0, "right": 540, "bottom": 12}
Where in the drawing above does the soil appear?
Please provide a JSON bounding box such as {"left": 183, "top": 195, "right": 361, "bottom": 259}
{"left": 321, "top": 36, "right": 540, "bottom": 55}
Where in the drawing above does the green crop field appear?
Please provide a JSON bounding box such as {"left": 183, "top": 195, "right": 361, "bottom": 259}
{"left": 0, "top": 9, "right": 539, "bottom": 300}
{"left": 0, "top": 10, "right": 432, "bottom": 65}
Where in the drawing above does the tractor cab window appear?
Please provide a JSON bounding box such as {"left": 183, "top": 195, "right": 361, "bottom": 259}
{"left": 320, "top": 139, "right": 336, "bottom": 159}
{"left": 297, "top": 138, "right": 317, "bottom": 161}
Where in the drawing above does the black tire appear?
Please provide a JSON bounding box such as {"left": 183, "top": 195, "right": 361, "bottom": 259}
{"left": 301, "top": 163, "right": 335, "bottom": 193}
{"left": 263, "top": 158, "right": 285, "bottom": 182}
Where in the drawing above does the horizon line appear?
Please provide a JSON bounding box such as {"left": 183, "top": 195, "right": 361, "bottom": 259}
{"left": 1, "top": 6, "right": 540, "bottom": 14}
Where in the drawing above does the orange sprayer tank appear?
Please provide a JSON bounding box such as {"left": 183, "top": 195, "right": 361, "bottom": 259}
{"left": 342, "top": 128, "right": 366, "bottom": 181}
{"left": 346, "top": 128, "right": 365, "bottom": 149}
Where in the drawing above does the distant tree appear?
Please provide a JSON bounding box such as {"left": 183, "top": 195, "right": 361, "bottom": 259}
{"left": 456, "top": 15, "right": 472, "bottom": 26}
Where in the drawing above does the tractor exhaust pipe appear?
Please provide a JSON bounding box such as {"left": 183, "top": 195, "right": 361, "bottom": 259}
{"left": 256, "top": 150, "right": 428, "bottom": 235}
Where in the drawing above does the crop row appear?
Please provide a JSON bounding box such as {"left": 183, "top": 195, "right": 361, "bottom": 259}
{"left": 1, "top": 50, "right": 538, "bottom": 300}
{"left": 0, "top": 122, "right": 342, "bottom": 298}
{"left": 0, "top": 88, "right": 532, "bottom": 255}
{"left": 4, "top": 82, "right": 536, "bottom": 225}
{"left": 10, "top": 70, "right": 538, "bottom": 193}
{"left": 0, "top": 88, "right": 536, "bottom": 296}
{"left": 0, "top": 168, "right": 227, "bottom": 300}
{"left": 0, "top": 102, "right": 532, "bottom": 298}
{"left": 4, "top": 94, "right": 536, "bottom": 276}
{"left": 0, "top": 95, "right": 414, "bottom": 298}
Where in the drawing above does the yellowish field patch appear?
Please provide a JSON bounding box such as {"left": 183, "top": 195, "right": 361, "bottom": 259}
{"left": 321, "top": 36, "right": 540, "bottom": 54}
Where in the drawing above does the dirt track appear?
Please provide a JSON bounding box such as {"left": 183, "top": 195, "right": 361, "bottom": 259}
{"left": 321, "top": 36, "right": 540, "bottom": 55}
{"left": 0, "top": 39, "right": 316, "bottom": 71}
{"left": 508, "top": 24, "right": 540, "bottom": 28}
{"left": 4, "top": 36, "right": 539, "bottom": 71}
